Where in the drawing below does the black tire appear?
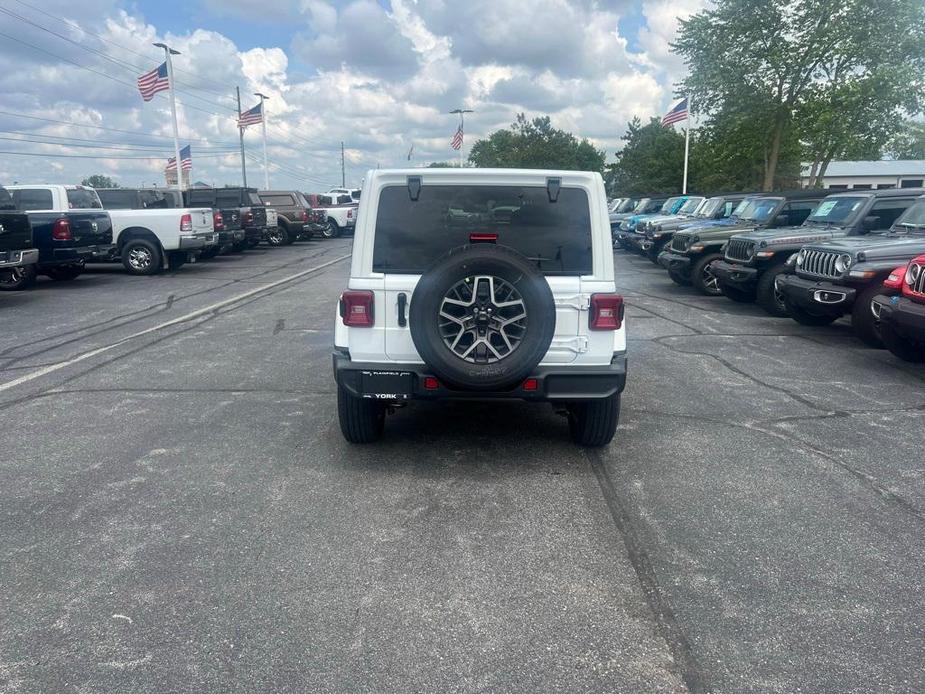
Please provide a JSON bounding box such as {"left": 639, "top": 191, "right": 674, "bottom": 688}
{"left": 322, "top": 219, "right": 341, "bottom": 239}
{"left": 852, "top": 283, "right": 892, "bottom": 348}
{"left": 279, "top": 223, "right": 296, "bottom": 245}
{"left": 409, "top": 244, "right": 556, "bottom": 391}
{"left": 265, "top": 226, "right": 288, "bottom": 246}
{"left": 337, "top": 384, "right": 385, "bottom": 443}
{"left": 166, "top": 251, "right": 187, "bottom": 271}
{"left": 45, "top": 264, "right": 83, "bottom": 282}
{"left": 668, "top": 266, "right": 691, "bottom": 286}
{"left": 880, "top": 322, "right": 925, "bottom": 363}
{"left": 121, "top": 238, "right": 162, "bottom": 275}
{"left": 755, "top": 262, "right": 789, "bottom": 317}
{"left": 691, "top": 253, "right": 724, "bottom": 296}
{"left": 719, "top": 281, "right": 755, "bottom": 303}
{"left": 568, "top": 393, "right": 621, "bottom": 447}
{"left": 645, "top": 239, "right": 666, "bottom": 264}
{"left": 0, "top": 264, "right": 37, "bottom": 291}
{"left": 784, "top": 297, "right": 838, "bottom": 326}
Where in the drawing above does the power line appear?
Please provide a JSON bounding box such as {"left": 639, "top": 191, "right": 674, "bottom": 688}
{"left": 0, "top": 134, "right": 237, "bottom": 153}
{"left": 0, "top": 149, "right": 239, "bottom": 160}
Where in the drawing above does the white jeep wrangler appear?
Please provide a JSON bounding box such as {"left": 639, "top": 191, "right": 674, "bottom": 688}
{"left": 333, "top": 168, "right": 627, "bottom": 446}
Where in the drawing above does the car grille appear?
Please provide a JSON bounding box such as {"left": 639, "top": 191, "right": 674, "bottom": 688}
{"left": 671, "top": 236, "right": 688, "bottom": 252}
{"left": 800, "top": 250, "right": 841, "bottom": 279}
{"left": 911, "top": 263, "right": 925, "bottom": 295}
{"left": 725, "top": 239, "right": 754, "bottom": 262}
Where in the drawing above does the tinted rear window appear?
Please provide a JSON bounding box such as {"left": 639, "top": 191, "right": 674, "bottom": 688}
{"left": 97, "top": 189, "right": 136, "bottom": 209}
{"left": 67, "top": 188, "right": 102, "bottom": 209}
{"left": 372, "top": 184, "right": 593, "bottom": 276}
{"left": 12, "top": 188, "right": 53, "bottom": 211}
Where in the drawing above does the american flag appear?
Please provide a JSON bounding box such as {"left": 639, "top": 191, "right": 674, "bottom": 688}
{"left": 238, "top": 102, "right": 263, "bottom": 128}
{"left": 661, "top": 98, "right": 689, "bottom": 127}
{"left": 137, "top": 62, "right": 169, "bottom": 102}
{"left": 451, "top": 125, "right": 463, "bottom": 151}
{"left": 166, "top": 145, "right": 192, "bottom": 172}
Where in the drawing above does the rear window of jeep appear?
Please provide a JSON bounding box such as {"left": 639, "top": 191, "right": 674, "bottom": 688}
{"left": 372, "top": 185, "right": 593, "bottom": 275}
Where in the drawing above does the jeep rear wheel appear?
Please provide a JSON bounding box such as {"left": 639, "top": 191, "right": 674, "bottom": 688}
{"left": 691, "top": 253, "right": 724, "bottom": 296}
{"left": 755, "top": 262, "right": 789, "bottom": 317}
{"left": 409, "top": 244, "right": 556, "bottom": 391}
{"left": 337, "top": 384, "right": 385, "bottom": 443}
{"left": 568, "top": 393, "right": 621, "bottom": 447}
{"left": 880, "top": 322, "right": 925, "bottom": 363}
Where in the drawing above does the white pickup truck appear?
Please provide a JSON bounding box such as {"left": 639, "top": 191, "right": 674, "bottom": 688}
{"left": 310, "top": 192, "right": 357, "bottom": 238}
{"left": 8, "top": 185, "right": 216, "bottom": 275}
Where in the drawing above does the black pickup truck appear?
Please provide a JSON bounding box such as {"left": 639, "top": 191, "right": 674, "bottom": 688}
{"left": 714, "top": 189, "right": 922, "bottom": 316}
{"left": 0, "top": 185, "right": 114, "bottom": 290}
{"left": 184, "top": 188, "right": 246, "bottom": 254}
{"left": 0, "top": 186, "right": 39, "bottom": 286}
{"left": 777, "top": 193, "right": 925, "bottom": 346}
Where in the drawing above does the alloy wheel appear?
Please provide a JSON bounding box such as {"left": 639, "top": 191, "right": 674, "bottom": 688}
{"left": 127, "top": 246, "right": 153, "bottom": 271}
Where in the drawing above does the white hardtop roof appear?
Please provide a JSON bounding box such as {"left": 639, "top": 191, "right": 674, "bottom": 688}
{"left": 366, "top": 168, "right": 602, "bottom": 185}
{"left": 800, "top": 160, "right": 925, "bottom": 177}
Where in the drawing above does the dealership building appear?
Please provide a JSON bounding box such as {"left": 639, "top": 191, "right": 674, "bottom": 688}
{"left": 800, "top": 160, "right": 925, "bottom": 190}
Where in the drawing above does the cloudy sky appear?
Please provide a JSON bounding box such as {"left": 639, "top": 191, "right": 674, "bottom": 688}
{"left": 0, "top": 0, "right": 704, "bottom": 191}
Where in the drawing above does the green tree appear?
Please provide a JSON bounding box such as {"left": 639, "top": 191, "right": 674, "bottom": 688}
{"left": 605, "top": 117, "right": 684, "bottom": 195}
{"left": 886, "top": 121, "right": 925, "bottom": 159}
{"left": 468, "top": 114, "right": 605, "bottom": 171}
{"left": 674, "top": 0, "right": 925, "bottom": 191}
{"left": 81, "top": 174, "right": 118, "bottom": 188}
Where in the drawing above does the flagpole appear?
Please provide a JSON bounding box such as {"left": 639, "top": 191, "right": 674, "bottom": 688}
{"left": 154, "top": 43, "right": 183, "bottom": 192}
{"left": 682, "top": 95, "right": 692, "bottom": 195}
{"left": 236, "top": 86, "right": 247, "bottom": 188}
{"left": 449, "top": 108, "right": 473, "bottom": 167}
{"left": 255, "top": 92, "right": 270, "bottom": 190}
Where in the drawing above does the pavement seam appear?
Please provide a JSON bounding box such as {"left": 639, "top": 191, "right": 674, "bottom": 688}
{"left": 585, "top": 448, "right": 705, "bottom": 694}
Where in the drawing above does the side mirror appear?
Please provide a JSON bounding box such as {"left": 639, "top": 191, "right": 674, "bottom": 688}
{"left": 862, "top": 215, "right": 880, "bottom": 231}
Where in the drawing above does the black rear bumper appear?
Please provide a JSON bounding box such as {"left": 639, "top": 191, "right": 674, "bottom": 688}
{"left": 333, "top": 352, "right": 628, "bottom": 402}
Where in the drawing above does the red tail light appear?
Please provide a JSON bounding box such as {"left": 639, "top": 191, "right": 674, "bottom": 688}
{"left": 52, "top": 218, "right": 72, "bottom": 240}
{"left": 521, "top": 378, "right": 539, "bottom": 391}
{"left": 347, "top": 208, "right": 355, "bottom": 220}
{"left": 300, "top": 210, "right": 308, "bottom": 222}
{"left": 180, "top": 213, "right": 193, "bottom": 232}
{"left": 590, "top": 294, "right": 624, "bottom": 330}
{"left": 469, "top": 232, "right": 498, "bottom": 243}
{"left": 340, "top": 290, "right": 374, "bottom": 327}
{"left": 213, "top": 211, "right": 224, "bottom": 231}
{"left": 423, "top": 376, "right": 440, "bottom": 390}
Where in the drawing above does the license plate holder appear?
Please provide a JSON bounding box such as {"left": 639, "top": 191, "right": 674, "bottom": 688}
{"left": 360, "top": 370, "right": 413, "bottom": 400}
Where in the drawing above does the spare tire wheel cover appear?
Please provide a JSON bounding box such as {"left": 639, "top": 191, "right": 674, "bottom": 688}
{"left": 409, "top": 244, "right": 556, "bottom": 391}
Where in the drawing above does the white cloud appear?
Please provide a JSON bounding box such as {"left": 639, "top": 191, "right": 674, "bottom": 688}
{"left": 0, "top": 0, "right": 698, "bottom": 187}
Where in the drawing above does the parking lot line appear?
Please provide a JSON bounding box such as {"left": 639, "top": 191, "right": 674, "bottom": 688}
{"left": 0, "top": 253, "right": 350, "bottom": 394}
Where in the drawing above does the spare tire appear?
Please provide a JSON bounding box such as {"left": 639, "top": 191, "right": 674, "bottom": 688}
{"left": 409, "top": 243, "right": 556, "bottom": 391}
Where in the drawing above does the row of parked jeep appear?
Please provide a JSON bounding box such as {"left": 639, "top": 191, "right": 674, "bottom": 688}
{"left": 0, "top": 184, "right": 356, "bottom": 291}
{"left": 610, "top": 188, "right": 925, "bottom": 363}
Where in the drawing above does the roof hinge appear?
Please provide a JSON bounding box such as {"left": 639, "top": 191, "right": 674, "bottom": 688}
{"left": 407, "top": 175, "right": 422, "bottom": 201}
{"left": 546, "top": 177, "right": 561, "bottom": 203}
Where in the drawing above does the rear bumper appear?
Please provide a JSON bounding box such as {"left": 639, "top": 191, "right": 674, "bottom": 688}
{"left": 0, "top": 248, "right": 39, "bottom": 269}
{"left": 777, "top": 274, "right": 856, "bottom": 315}
{"left": 712, "top": 260, "right": 758, "bottom": 288}
{"left": 178, "top": 233, "right": 216, "bottom": 250}
{"left": 244, "top": 226, "right": 265, "bottom": 241}
{"left": 872, "top": 294, "right": 925, "bottom": 343}
{"left": 47, "top": 244, "right": 116, "bottom": 265}
{"left": 333, "top": 352, "right": 628, "bottom": 402}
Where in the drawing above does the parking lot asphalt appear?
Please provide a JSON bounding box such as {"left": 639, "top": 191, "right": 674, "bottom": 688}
{"left": 1, "top": 241, "right": 923, "bottom": 693}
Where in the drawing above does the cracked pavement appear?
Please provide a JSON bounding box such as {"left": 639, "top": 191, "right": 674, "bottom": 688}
{"left": 0, "top": 241, "right": 923, "bottom": 693}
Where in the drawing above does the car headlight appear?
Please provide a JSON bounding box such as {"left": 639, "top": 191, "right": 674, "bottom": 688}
{"left": 795, "top": 249, "right": 806, "bottom": 266}
{"left": 834, "top": 254, "right": 853, "bottom": 273}
{"left": 907, "top": 263, "right": 922, "bottom": 287}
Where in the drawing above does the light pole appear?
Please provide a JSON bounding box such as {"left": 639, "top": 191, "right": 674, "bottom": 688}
{"left": 449, "top": 108, "right": 473, "bottom": 167}
{"left": 153, "top": 42, "right": 183, "bottom": 191}
{"left": 254, "top": 92, "right": 270, "bottom": 189}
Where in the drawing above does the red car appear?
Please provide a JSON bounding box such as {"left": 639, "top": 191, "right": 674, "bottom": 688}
{"left": 871, "top": 254, "right": 925, "bottom": 362}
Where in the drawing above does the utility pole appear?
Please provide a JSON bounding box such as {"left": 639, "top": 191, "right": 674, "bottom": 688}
{"left": 153, "top": 42, "right": 183, "bottom": 191}
{"left": 449, "top": 108, "right": 473, "bottom": 167}
{"left": 236, "top": 86, "right": 247, "bottom": 187}
{"left": 341, "top": 142, "right": 346, "bottom": 187}
{"left": 254, "top": 92, "right": 270, "bottom": 189}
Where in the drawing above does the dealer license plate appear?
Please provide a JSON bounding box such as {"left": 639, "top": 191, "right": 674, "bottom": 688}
{"left": 360, "top": 370, "right": 413, "bottom": 400}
